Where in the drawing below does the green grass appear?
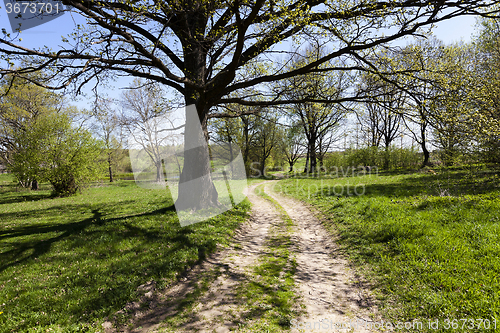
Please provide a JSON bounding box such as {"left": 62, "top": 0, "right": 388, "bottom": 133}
{"left": 276, "top": 167, "right": 500, "bottom": 332}
{"left": 0, "top": 175, "right": 250, "bottom": 333}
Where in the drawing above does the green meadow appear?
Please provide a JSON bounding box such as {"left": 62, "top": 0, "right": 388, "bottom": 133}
{"left": 0, "top": 174, "right": 251, "bottom": 332}
{"left": 276, "top": 166, "right": 500, "bottom": 332}
{"left": 2, "top": 166, "right": 500, "bottom": 332}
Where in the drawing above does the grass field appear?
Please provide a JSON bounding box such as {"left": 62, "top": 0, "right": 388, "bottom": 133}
{"left": 275, "top": 166, "right": 500, "bottom": 332}
{"left": 3, "top": 166, "right": 500, "bottom": 332}
{"left": 0, "top": 174, "right": 251, "bottom": 332}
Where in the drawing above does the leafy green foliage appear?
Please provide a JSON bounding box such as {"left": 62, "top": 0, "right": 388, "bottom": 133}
{"left": 325, "top": 146, "right": 421, "bottom": 171}
{"left": 0, "top": 75, "right": 63, "bottom": 186}
{"left": 10, "top": 112, "right": 103, "bottom": 196}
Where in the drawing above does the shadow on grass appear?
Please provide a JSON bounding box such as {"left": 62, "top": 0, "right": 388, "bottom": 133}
{"left": 0, "top": 209, "right": 103, "bottom": 273}
{"left": 0, "top": 190, "right": 53, "bottom": 205}
{"left": 314, "top": 171, "right": 500, "bottom": 199}
{"left": 0, "top": 204, "right": 178, "bottom": 273}
{"left": 0, "top": 197, "right": 249, "bottom": 332}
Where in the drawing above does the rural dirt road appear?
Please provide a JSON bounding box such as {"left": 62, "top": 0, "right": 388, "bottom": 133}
{"left": 106, "top": 181, "right": 383, "bottom": 332}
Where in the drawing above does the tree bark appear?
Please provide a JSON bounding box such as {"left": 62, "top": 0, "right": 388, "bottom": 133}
{"left": 421, "top": 143, "right": 430, "bottom": 168}
{"left": 308, "top": 139, "right": 317, "bottom": 175}
{"left": 303, "top": 149, "right": 309, "bottom": 173}
{"left": 175, "top": 105, "right": 219, "bottom": 210}
{"left": 108, "top": 154, "right": 114, "bottom": 182}
{"left": 420, "top": 125, "right": 431, "bottom": 168}
{"left": 171, "top": 14, "right": 220, "bottom": 210}
{"left": 155, "top": 161, "right": 162, "bottom": 183}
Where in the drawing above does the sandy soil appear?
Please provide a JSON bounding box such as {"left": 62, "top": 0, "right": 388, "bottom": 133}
{"left": 105, "top": 181, "right": 385, "bottom": 333}
{"left": 265, "top": 183, "right": 383, "bottom": 333}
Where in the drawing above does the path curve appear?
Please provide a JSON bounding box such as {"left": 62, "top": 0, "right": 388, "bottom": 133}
{"left": 106, "top": 180, "right": 385, "bottom": 332}
{"left": 265, "top": 182, "right": 381, "bottom": 332}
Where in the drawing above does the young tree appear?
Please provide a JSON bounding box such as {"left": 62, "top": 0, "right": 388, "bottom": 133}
{"left": 91, "top": 97, "right": 123, "bottom": 182}
{"left": 253, "top": 116, "right": 279, "bottom": 177}
{"left": 316, "top": 129, "right": 341, "bottom": 170}
{"left": 10, "top": 111, "right": 103, "bottom": 196}
{"left": 425, "top": 43, "right": 476, "bottom": 165}
{"left": 239, "top": 113, "right": 260, "bottom": 173}
{"left": 0, "top": 75, "right": 64, "bottom": 189}
{"left": 357, "top": 58, "right": 405, "bottom": 168}
{"left": 209, "top": 116, "right": 242, "bottom": 178}
{"left": 472, "top": 18, "right": 500, "bottom": 163}
{"left": 2, "top": 1, "right": 499, "bottom": 209}
{"left": 358, "top": 71, "right": 404, "bottom": 150}
{"left": 280, "top": 123, "right": 304, "bottom": 172}
{"left": 282, "top": 47, "right": 349, "bottom": 174}
{"left": 397, "top": 39, "right": 447, "bottom": 167}
{"left": 121, "top": 79, "right": 171, "bottom": 183}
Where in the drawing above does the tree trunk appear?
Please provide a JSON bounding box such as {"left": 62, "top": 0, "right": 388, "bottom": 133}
{"left": 31, "top": 179, "right": 38, "bottom": 190}
{"left": 108, "top": 154, "right": 114, "bottom": 182}
{"left": 173, "top": 25, "right": 220, "bottom": 211}
{"left": 175, "top": 104, "right": 219, "bottom": 211}
{"left": 304, "top": 148, "right": 309, "bottom": 173}
{"left": 260, "top": 160, "right": 266, "bottom": 177}
{"left": 156, "top": 161, "right": 162, "bottom": 183}
{"left": 309, "top": 140, "right": 317, "bottom": 175}
{"left": 421, "top": 143, "right": 430, "bottom": 168}
{"left": 420, "top": 126, "right": 431, "bottom": 168}
{"left": 383, "top": 146, "right": 390, "bottom": 170}
{"left": 228, "top": 138, "right": 234, "bottom": 178}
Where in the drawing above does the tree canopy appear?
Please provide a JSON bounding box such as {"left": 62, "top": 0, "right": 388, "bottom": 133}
{"left": 2, "top": 0, "right": 500, "bottom": 208}
{"left": 1, "top": 1, "right": 499, "bottom": 111}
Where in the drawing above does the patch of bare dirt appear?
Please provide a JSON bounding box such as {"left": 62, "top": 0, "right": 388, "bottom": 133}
{"left": 265, "top": 184, "right": 385, "bottom": 332}
{"left": 105, "top": 180, "right": 386, "bottom": 332}
{"left": 105, "top": 181, "right": 282, "bottom": 332}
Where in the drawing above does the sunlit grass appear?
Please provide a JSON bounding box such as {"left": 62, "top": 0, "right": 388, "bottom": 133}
{"left": 0, "top": 175, "right": 250, "bottom": 332}
{"left": 277, "top": 167, "right": 500, "bottom": 332}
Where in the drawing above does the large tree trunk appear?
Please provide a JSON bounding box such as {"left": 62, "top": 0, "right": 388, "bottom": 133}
{"left": 172, "top": 17, "right": 220, "bottom": 211}
{"left": 31, "top": 179, "right": 38, "bottom": 190}
{"left": 175, "top": 104, "right": 219, "bottom": 211}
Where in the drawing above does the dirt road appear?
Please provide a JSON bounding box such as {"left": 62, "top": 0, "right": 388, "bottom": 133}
{"left": 107, "top": 181, "right": 383, "bottom": 332}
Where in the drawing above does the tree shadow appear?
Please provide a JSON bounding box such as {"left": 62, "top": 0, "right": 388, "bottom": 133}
{"left": 0, "top": 198, "right": 249, "bottom": 331}
{"left": 0, "top": 209, "right": 103, "bottom": 273}
{"left": 0, "top": 191, "right": 53, "bottom": 205}
{"left": 316, "top": 171, "right": 500, "bottom": 199}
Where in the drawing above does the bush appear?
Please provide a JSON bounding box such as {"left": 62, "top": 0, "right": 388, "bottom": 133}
{"left": 325, "top": 146, "right": 421, "bottom": 171}
{"left": 10, "top": 112, "right": 103, "bottom": 196}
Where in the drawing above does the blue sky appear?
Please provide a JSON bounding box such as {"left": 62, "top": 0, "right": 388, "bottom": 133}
{"left": 0, "top": 10, "right": 480, "bottom": 111}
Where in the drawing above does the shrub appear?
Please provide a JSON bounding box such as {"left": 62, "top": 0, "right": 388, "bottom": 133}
{"left": 10, "top": 112, "right": 103, "bottom": 196}
{"left": 325, "top": 146, "right": 421, "bottom": 171}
